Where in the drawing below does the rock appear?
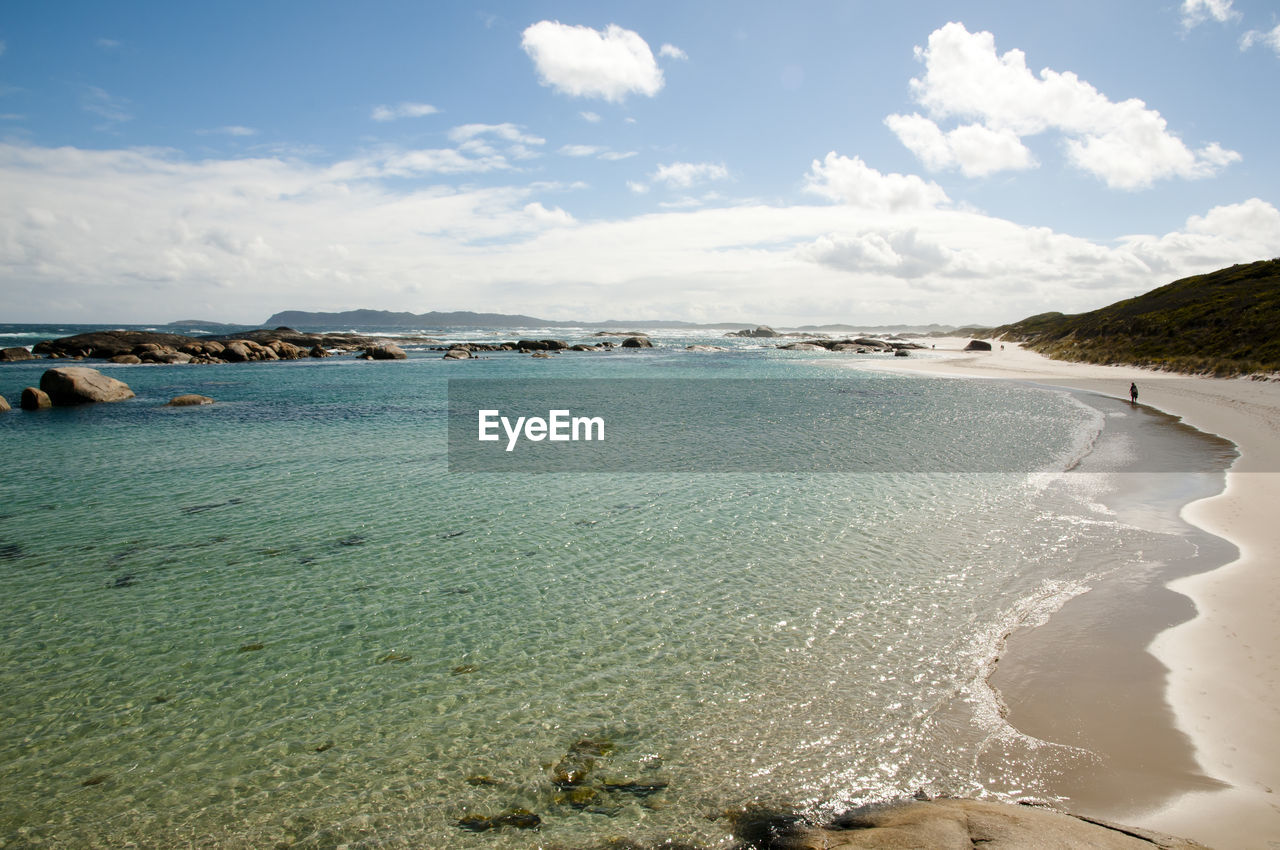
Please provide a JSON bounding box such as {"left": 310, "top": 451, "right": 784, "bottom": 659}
{"left": 531, "top": 351, "right": 552, "bottom": 358}
{"left": 768, "top": 799, "right": 1209, "bottom": 850}
{"left": 443, "top": 348, "right": 471, "bottom": 360}
{"left": 0, "top": 347, "right": 36, "bottom": 361}
{"left": 109, "top": 354, "right": 143, "bottom": 364}
{"left": 727, "top": 325, "right": 781, "bottom": 338}
{"left": 457, "top": 809, "right": 541, "bottom": 832}
{"left": 601, "top": 778, "right": 669, "bottom": 797}
{"left": 39, "top": 367, "right": 135, "bottom": 405}
{"left": 964, "top": 339, "right": 993, "bottom": 351}
{"left": 686, "top": 344, "right": 726, "bottom": 351}
{"left": 552, "top": 738, "right": 615, "bottom": 788}
{"left": 621, "top": 336, "right": 653, "bottom": 348}
{"left": 779, "top": 342, "right": 825, "bottom": 351}
{"left": 308, "top": 344, "right": 330, "bottom": 358}
{"left": 894, "top": 349, "right": 909, "bottom": 357}
{"left": 167, "top": 394, "right": 215, "bottom": 406}
{"left": 221, "top": 340, "right": 251, "bottom": 362}
{"left": 20, "top": 387, "right": 52, "bottom": 410}
{"left": 0, "top": 395, "right": 9, "bottom": 412}
{"left": 831, "top": 343, "right": 862, "bottom": 352}
{"left": 365, "top": 343, "right": 407, "bottom": 360}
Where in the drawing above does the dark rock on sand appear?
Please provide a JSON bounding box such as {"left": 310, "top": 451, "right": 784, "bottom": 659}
{"left": 621, "top": 336, "right": 653, "bottom": 348}
{"left": 753, "top": 798, "right": 1208, "bottom": 849}
{"left": 964, "top": 339, "right": 993, "bottom": 351}
{"left": 40, "top": 367, "right": 135, "bottom": 405}
{"left": 166, "top": 394, "right": 215, "bottom": 406}
{"left": 0, "top": 346, "right": 36, "bottom": 361}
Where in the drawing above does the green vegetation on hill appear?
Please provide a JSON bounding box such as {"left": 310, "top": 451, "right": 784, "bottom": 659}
{"left": 993, "top": 259, "right": 1280, "bottom": 376}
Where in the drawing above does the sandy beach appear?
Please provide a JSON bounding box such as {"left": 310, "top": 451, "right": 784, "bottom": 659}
{"left": 867, "top": 339, "right": 1280, "bottom": 849}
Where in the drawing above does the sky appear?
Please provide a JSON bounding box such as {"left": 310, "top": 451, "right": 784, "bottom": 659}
{"left": 2, "top": 0, "right": 1279, "bottom": 326}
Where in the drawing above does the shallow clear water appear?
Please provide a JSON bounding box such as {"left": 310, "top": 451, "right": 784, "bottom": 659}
{"left": 0, "top": 332, "right": 1233, "bottom": 848}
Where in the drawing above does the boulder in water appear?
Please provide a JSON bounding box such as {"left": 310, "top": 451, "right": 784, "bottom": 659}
{"left": 39, "top": 367, "right": 135, "bottom": 405}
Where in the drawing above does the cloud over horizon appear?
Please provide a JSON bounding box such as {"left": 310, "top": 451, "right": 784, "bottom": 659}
{"left": 2, "top": 140, "right": 1275, "bottom": 326}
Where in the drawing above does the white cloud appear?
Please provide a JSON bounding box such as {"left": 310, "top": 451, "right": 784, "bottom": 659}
{"left": 627, "top": 180, "right": 650, "bottom": 194}
{"left": 659, "top": 43, "right": 688, "bottom": 60}
{"left": 885, "top": 113, "right": 1035, "bottom": 176}
{"left": 560, "top": 144, "right": 603, "bottom": 157}
{"left": 804, "top": 152, "right": 949, "bottom": 211}
{"left": 559, "top": 144, "right": 636, "bottom": 161}
{"left": 371, "top": 102, "right": 439, "bottom": 122}
{"left": 799, "top": 230, "right": 958, "bottom": 279}
{"left": 198, "top": 125, "right": 258, "bottom": 137}
{"left": 521, "top": 21, "right": 664, "bottom": 102}
{"left": 651, "top": 161, "right": 728, "bottom": 189}
{"left": 1181, "top": 0, "right": 1239, "bottom": 29}
{"left": 448, "top": 123, "right": 544, "bottom": 146}
{"left": 1241, "top": 24, "right": 1280, "bottom": 55}
{"left": 580, "top": 111, "right": 602, "bottom": 123}
{"left": 82, "top": 86, "right": 133, "bottom": 126}
{"left": 892, "top": 22, "right": 1239, "bottom": 188}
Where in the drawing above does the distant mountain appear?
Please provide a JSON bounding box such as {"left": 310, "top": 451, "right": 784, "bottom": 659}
{"left": 263, "top": 308, "right": 761, "bottom": 330}
{"left": 994, "top": 259, "right": 1280, "bottom": 375}
{"left": 262, "top": 308, "right": 965, "bottom": 334}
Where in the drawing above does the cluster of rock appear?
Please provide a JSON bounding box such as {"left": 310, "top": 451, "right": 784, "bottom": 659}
{"left": 776, "top": 338, "right": 927, "bottom": 353}
{"left": 434, "top": 335, "right": 651, "bottom": 360}
{"left": 28, "top": 328, "right": 438, "bottom": 365}
{"left": 454, "top": 735, "right": 672, "bottom": 834}
{"left": 727, "top": 325, "right": 783, "bottom": 338}
{"left": 0, "top": 366, "right": 214, "bottom": 413}
{"left": 10, "top": 366, "right": 135, "bottom": 410}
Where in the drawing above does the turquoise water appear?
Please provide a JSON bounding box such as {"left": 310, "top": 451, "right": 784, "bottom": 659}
{"left": 0, "top": 332, "right": 1232, "bottom": 848}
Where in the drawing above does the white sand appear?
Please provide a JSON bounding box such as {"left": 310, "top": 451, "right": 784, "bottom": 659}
{"left": 861, "top": 339, "right": 1280, "bottom": 849}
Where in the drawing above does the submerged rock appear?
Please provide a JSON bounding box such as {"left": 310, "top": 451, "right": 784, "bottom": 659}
{"left": 377, "top": 651, "right": 412, "bottom": 664}
{"left": 166, "top": 394, "right": 215, "bottom": 406}
{"left": 39, "top": 367, "right": 135, "bottom": 405}
{"left": 456, "top": 809, "right": 541, "bottom": 832}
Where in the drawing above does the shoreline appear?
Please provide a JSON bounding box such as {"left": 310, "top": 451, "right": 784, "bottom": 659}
{"left": 863, "top": 338, "right": 1280, "bottom": 848}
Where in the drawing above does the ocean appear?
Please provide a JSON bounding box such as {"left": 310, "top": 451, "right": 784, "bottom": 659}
{"left": 0, "top": 324, "right": 1235, "bottom": 848}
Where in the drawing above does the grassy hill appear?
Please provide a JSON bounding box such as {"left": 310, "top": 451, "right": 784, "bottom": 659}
{"left": 993, "top": 259, "right": 1280, "bottom": 376}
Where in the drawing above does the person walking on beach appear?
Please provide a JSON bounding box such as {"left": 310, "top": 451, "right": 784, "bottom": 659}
{"left": 1130, "top": 382, "right": 1139, "bottom": 404}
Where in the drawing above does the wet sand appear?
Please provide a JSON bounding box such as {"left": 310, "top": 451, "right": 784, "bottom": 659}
{"left": 863, "top": 339, "right": 1280, "bottom": 849}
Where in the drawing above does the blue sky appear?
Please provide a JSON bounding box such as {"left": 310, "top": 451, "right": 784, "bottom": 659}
{"left": 2, "top": 1, "right": 1279, "bottom": 325}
